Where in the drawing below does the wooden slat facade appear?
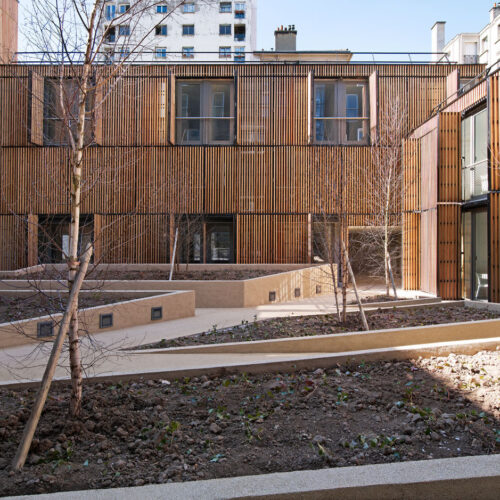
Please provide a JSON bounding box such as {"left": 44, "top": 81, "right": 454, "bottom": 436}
{"left": 2, "top": 61, "right": 497, "bottom": 299}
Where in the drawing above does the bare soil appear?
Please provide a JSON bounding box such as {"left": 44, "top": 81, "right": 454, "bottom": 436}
{"left": 0, "top": 295, "right": 132, "bottom": 324}
{"left": 138, "top": 305, "right": 500, "bottom": 350}
{"left": 0, "top": 352, "right": 498, "bottom": 496}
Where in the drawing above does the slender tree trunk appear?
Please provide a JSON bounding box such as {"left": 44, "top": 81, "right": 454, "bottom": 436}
{"left": 11, "top": 244, "right": 93, "bottom": 471}
{"left": 68, "top": 308, "right": 82, "bottom": 417}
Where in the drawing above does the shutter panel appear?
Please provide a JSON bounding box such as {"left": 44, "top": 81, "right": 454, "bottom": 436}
{"left": 169, "top": 71, "right": 176, "bottom": 145}
{"left": 446, "top": 69, "right": 459, "bottom": 104}
{"left": 27, "top": 214, "right": 38, "bottom": 267}
{"left": 369, "top": 70, "right": 378, "bottom": 143}
{"left": 94, "top": 81, "right": 104, "bottom": 145}
{"left": 307, "top": 70, "right": 314, "bottom": 144}
{"left": 30, "top": 72, "right": 44, "bottom": 146}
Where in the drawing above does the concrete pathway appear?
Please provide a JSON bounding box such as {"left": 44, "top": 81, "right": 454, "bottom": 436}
{"left": 0, "top": 286, "right": 426, "bottom": 384}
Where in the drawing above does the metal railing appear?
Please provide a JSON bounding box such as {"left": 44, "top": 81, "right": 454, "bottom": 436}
{"left": 10, "top": 50, "right": 460, "bottom": 65}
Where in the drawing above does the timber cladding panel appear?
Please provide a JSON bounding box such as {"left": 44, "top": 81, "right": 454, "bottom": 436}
{"left": 0, "top": 215, "right": 26, "bottom": 270}
{"left": 437, "top": 112, "right": 461, "bottom": 300}
{"left": 490, "top": 75, "right": 500, "bottom": 302}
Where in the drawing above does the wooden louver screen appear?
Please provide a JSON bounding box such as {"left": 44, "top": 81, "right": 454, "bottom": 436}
{"left": 446, "top": 69, "right": 459, "bottom": 105}
{"left": 94, "top": 80, "right": 103, "bottom": 145}
{"left": 307, "top": 70, "right": 314, "bottom": 144}
{"left": 30, "top": 72, "right": 44, "bottom": 146}
{"left": 169, "top": 72, "right": 176, "bottom": 145}
{"left": 369, "top": 70, "right": 378, "bottom": 143}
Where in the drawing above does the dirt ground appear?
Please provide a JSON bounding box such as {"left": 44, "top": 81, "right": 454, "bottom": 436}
{"left": 138, "top": 304, "right": 500, "bottom": 350}
{"left": 0, "top": 295, "right": 131, "bottom": 324}
{"left": 0, "top": 352, "right": 498, "bottom": 496}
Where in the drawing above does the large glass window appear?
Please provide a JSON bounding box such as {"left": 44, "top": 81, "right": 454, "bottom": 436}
{"left": 314, "top": 79, "right": 369, "bottom": 145}
{"left": 176, "top": 80, "right": 234, "bottom": 144}
{"left": 43, "top": 79, "right": 93, "bottom": 145}
{"left": 462, "top": 108, "right": 488, "bottom": 200}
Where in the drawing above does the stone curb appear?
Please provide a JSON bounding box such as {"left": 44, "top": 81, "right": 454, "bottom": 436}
{"left": 8, "top": 454, "right": 500, "bottom": 499}
{"left": 1, "top": 336, "right": 498, "bottom": 389}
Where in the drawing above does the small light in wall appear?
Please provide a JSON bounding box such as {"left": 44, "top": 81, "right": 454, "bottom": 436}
{"left": 151, "top": 307, "right": 163, "bottom": 321}
{"left": 37, "top": 321, "right": 54, "bottom": 338}
{"left": 294, "top": 288, "right": 301, "bottom": 298}
{"left": 316, "top": 285, "right": 322, "bottom": 294}
{"left": 269, "top": 291, "right": 276, "bottom": 302}
{"left": 99, "top": 313, "right": 113, "bottom": 329}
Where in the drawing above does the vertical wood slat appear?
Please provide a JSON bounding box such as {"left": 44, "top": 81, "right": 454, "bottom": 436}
{"left": 446, "top": 69, "right": 459, "bottom": 105}
{"left": 30, "top": 71, "right": 44, "bottom": 146}
{"left": 437, "top": 112, "right": 461, "bottom": 299}
{"left": 369, "top": 70, "right": 378, "bottom": 141}
{"left": 27, "top": 213, "right": 38, "bottom": 267}
{"left": 169, "top": 71, "right": 176, "bottom": 145}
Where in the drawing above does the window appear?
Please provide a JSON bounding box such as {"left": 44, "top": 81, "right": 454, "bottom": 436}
{"left": 104, "top": 26, "right": 116, "bottom": 43}
{"left": 220, "top": 2, "right": 232, "bottom": 13}
{"left": 219, "top": 46, "right": 231, "bottom": 58}
{"left": 183, "top": 2, "right": 195, "bottom": 12}
{"left": 182, "top": 46, "right": 194, "bottom": 58}
{"left": 234, "top": 2, "right": 245, "bottom": 18}
{"left": 183, "top": 24, "right": 195, "bottom": 35}
{"left": 118, "top": 3, "right": 130, "bottom": 13}
{"left": 155, "top": 47, "right": 167, "bottom": 59}
{"left": 157, "top": 4, "right": 168, "bottom": 13}
{"left": 105, "top": 3, "right": 116, "bottom": 20}
{"left": 43, "top": 79, "right": 94, "bottom": 145}
{"left": 234, "top": 46, "right": 245, "bottom": 62}
{"left": 462, "top": 108, "right": 488, "bottom": 200}
{"left": 314, "top": 79, "right": 369, "bottom": 145}
{"left": 119, "top": 47, "right": 130, "bottom": 59}
{"left": 219, "top": 24, "right": 231, "bottom": 35}
{"left": 176, "top": 80, "right": 234, "bottom": 144}
{"left": 234, "top": 24, "right": 245, "bottom": 41}
{"left": 156, "top": 25, "right": 168, "bottom": 36}
{"left": 118, "top": 25, "right": 130, "bottom": 36}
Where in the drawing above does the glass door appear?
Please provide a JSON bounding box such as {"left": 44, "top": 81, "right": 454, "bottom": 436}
{"left": 462, "top": 209, "right": 488, "bottom": 300}
{"left": 206, "top": 223, "right": 233, "bottom": 263}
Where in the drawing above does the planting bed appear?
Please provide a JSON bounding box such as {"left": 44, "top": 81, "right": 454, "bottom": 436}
{"left": 0, "top": 352, "right": 498, "bottom": 496}
{"left": 0, "top": 295, "right": 131, "bottom": 324}
{"left": 138, "top": 304, "right": 500, "bottom": 350}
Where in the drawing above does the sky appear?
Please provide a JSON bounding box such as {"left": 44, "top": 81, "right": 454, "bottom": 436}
{"left": 17, "top": 0, "right": 496, "bottom": 58}
{"left": 257, "top": 0, "right": 494, "bottom": 54}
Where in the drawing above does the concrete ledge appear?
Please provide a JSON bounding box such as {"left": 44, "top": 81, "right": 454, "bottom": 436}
{"left": 0, "top": 290, "right": 195, "bottom": 349}
{"left": 465, "top": 300, "right": 500, "bottom": 313}
{"left": 10, "top": 454, "right": 500, "bottom": 499}
{"left": 2, "top": 336, "right": 499, "bottom": 389}
{"left": 135, "top": 317, "right": 500, "bottom": 355}
{"left": 0, "top": 265, "right": 336, "bottom": 308}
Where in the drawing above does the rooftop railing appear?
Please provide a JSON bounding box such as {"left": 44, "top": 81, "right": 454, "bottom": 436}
{"left": 8, "top": 50, "right": 464, "bottom": 65}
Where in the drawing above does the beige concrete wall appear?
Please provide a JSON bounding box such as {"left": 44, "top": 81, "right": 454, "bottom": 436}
{"left": 0, "top": 265, "right": 336, "bottom": 308}
{"left": 0, "top": 291, "right": 195, "bottom": 349}
{"left": 160, "top": 318, "right": 500, "bottom": 354}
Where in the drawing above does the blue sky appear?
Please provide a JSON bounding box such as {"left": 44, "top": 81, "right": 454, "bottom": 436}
{"left": 257, "top": 0, "right": 495, "bottom": 54}
{"left": 17, "top": 0, "right": 495, "bottom": 57}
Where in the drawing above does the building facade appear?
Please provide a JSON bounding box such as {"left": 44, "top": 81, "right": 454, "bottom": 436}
{"left": 432, "top": 3, "right": 500, "bottom": 67}
{"left": 99, "top": 0, "right": 257, "bottom": 63}
{"left": 3, "top": 60, "right": 498, "bottom": 303}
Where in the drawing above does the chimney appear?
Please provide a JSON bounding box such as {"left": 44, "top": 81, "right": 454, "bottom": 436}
{"left": 491, "top": 3, "right": 500, "bottom": 21}
{"left": 431, "top": 21, "right": 446, "bottom": 62}
{"left": 275, "top": 25, "right": 297, "bottom": 52}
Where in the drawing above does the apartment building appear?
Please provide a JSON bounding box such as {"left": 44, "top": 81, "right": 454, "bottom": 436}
{"left": 432, "top": 3, "right": 500, "bottom": 67}
{"left": 99, "top": 0, "right": 257, "bottom": 62}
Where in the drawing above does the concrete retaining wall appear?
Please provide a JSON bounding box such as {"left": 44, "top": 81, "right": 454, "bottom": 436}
{"left": 0, "top": 265, "right": 335, "bottom": 308}
{"left": 151, "top": 317, "right": 500, "bottom": 355}
{"left": 0, "top": 290, "right": 195, "bottom": 349}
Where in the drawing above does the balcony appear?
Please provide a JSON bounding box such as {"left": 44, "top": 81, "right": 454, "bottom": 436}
{"left": 463, "top": 54, "right": 479, "bottom": 64}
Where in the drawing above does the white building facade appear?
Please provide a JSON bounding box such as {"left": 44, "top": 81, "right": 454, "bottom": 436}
{"left": 99, "top": 0, "right": 257, "bottom": 63}
{"left": 432, "top": 3, "right": 500, "bottom": 67}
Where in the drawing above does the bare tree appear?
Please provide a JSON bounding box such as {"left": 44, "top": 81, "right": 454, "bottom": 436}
{"left": 353, "top": 97, "right": 408, "bottom": 298}
{"left": 7, "top": 0, "right": 218, "bottom": 470}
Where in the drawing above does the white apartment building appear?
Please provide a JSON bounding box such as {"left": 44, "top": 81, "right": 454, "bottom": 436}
{"left": 432, "top": 3, "right": 500, "bottom": 67}
{"left": 99, "top": 0, "right": 257, "bottom": 63}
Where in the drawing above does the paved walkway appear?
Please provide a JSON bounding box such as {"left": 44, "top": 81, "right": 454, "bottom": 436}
{"left": 0, "top": 285, "right": 426, "bottom": 384}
